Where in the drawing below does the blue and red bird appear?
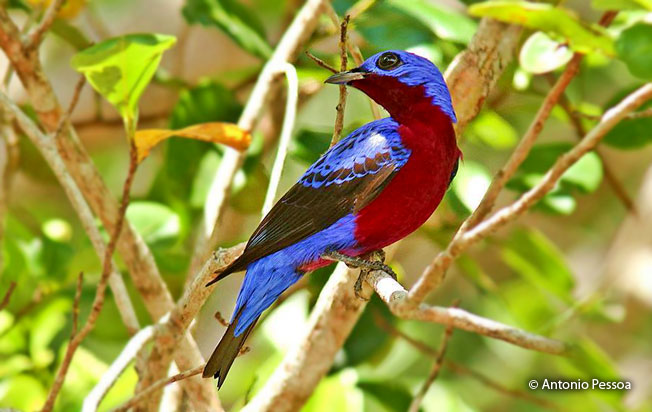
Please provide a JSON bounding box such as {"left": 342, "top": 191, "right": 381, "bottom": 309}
{"left": 203, "top": 50, "right": 461, "bottom": 387}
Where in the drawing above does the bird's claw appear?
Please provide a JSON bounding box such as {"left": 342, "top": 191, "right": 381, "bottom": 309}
{"left": 322, "top": 250, "right": 394, "bottom": 300}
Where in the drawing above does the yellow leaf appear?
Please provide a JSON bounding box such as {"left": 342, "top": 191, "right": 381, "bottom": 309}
{"left": 134, "top": 122, "right": 251, "bottom": 163}
{"left": 27, "top": 0, "right": 87, "bottom": 19}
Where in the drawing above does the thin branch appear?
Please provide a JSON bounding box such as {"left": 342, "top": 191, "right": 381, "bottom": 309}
{"left": 376, "top": 313, "right": 559, "bottom": 411}
{"left": 347, "top": 43, "right": 382, "bottom": 120}
{"left": 409, "top": 83, "right": 652, "bottom": 304}
{"left": 185, "top": 0, "right": 331, "bottom": 281}
{"left": 305, "top": 51, "right": 338, "bottom": 73}
{"left": 26, "top": 0, "right": 65, "bottom": 49}
{"left": 41, "top": 136, "right": 140, "bottom": 412}
{"left": 363, "top": 268, "right": 568, "bottom": 355}
{"left": 553, "top": 83, "right": 637, "bottom": 215}
{"left": 1, "top": 8, "right": 219, "bottom": 408}
{"left": 71, "top": 273, "right": 83, "bottom": 336}
{"left": 408, "top": 307, "right": 456, "bottom": 412}
{"left": 112, "top": 365, "right": 205, "bottom": 412}
{"left": 83, "top": 326, "right": 155, "bottom": 412}
{"left": 262, "top": 63, "right": 299, "bottom": 216}
{"left": 0, "top": 281, "right": 16, "bottom": 311}
{"left": 460, "top": 53, "right": 583, "bottom": 234}
{"left": 331, "top": 15, "right": 350, "bottom": 146}
{"left": 53, "top": 75, "right": 86, "bottom": 141}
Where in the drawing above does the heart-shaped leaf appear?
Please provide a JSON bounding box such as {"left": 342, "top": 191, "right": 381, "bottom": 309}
{"left": 520, "top": 31, "right": 574, "bottom": 74}
{"left": 71, "top": 33, "right": 176, "bottom": 120}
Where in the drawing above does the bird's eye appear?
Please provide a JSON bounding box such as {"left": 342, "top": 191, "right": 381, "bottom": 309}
{"left": 376, "top": 52, "right": 402, "bottom": 70}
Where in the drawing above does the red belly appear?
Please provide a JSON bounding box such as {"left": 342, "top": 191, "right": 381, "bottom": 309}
{"left": 352, "top": 123, "right": 459, "bottom": 253}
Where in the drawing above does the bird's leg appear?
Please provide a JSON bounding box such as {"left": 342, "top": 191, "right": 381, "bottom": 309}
{"left": 322, "top": 250, "right": 396, "bottom": 300}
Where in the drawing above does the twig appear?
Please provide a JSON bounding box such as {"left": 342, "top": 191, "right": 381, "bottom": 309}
{"left": 26, "top": 0, "right": 65, "bottom": 50}
{"left": 0, "top": 281, "right": 16, "bottom": 311}
{"left": 460, "top": 53, "right": 583, "bottom": 235}
{"left": 83, "top": 326, "right": 156, "bottom": 412}
{"left": 41, "top": 136, "right": 140, "bottom": 412}
{"left": 409, "top": 83, "right": 652, "bottom": 305}
{"left": 408, "top": 304, "right": 456, "bottom": 412}
{"left": 112, "top": 365, "right": 205, "bottom": 412}
{"left": 375, "top": 314, "right": 559, "bottom": 410}
{"left": 305, "top": 51, "right": 338, "bottom": 73}
{"left": 347, "top": 44, "right": 382, "bottom": 120}
{"left": 71, "top": 273, "right": 83, "bottom": 336}
{"left": 364, "top": 268, "right": 568, "bottom": 355}
{"left": 553, "top": 83, "right": 637, "bottom": 215}
{"left": 0, "top": 8, "right": 218, "bottom": 409}
{"left": 262, "top": 63, "right": 298, "bottom": 216}
{"left": 331, "top": 15, "right": 350, "bottom": 146}
{"left": 185, "top": 0, "right": 331, "bottom": 280}
{"left": 214, "top": 311, "right": 230, "bottom": 327}
{"left": 53, "top": 75, "right": 86, "bottom": 141}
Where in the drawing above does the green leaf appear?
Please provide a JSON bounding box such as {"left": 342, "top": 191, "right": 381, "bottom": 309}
{"left": 593, "top": 0, "right": 652, "bottom": 10}
{"left": 450, "top": 161, "right": 491, "bottom": 214}
{"left": 71, "top": 33, "right": 176, "bottom": 119}
{"left": 357, "top": 380, "right": 416, "bottom": 412}
{"left": 501, "top": 228, "right": 575, "bottom": 303}
{"left": 291, "top": 128, "right": 331, "bottom": 165}
{"left": 616, "top": 23, "right": 652, "bottom": 80}
{"left": 30, "top": 298, "right": 71, "bottom": 368}
{"left": 50, "top": 18, "right": 92, "bottom": 50}
{"left": 519, "top": 31, "right": 573, "bottom": 74}
{"left": 0, "top": 374, "right": 47, "bottom": 411}
{"left": 507, "top": 143, "right": 603, "bottom": 214}
{"left": 387, "top": 0, "right": 477, "bottom": 44}
{"left": 603, "top": 87, "right": 652, "bottom": 149}
{"left": 182, "top": 0, "right": 272, "bottom": 59}
{"left": 126, "top": 201, "right": 181, "bottom": 248}
{"left": 469, "top": 1, "right": 615, "bottom": 55}
{"left": 169, "top": 81, "right": 242, "bottom": 129}
{"left": 467, "top": 111, "right": 518, "bottom": 149}
{"left": 354, "top": 2, "right": 435, "bottom": 50}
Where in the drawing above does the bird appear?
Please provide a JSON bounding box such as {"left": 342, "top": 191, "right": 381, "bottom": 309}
{"left": 202, "top": 50, "right": 461, "bottom": 388}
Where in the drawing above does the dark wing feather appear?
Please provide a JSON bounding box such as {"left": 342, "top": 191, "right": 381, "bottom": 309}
{"left": 209, "top": 118, "right": 410, "bottom": 283}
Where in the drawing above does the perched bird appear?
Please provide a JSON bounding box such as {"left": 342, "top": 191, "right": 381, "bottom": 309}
{"left": 203, "top": 50, "right": 461, "bottom": 387}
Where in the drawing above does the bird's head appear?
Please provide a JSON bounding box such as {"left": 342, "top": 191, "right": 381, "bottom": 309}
{"left": 325, "top": 50, "right": 456, "bottom": 124}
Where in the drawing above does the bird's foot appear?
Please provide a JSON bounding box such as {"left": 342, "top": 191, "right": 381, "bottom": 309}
{"left": 322, "top": 250, "right": 396, "bottom": 300}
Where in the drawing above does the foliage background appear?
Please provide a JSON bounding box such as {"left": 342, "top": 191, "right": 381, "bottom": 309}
{"left": 1, "top": 0, "right": 652, "bottom": 411}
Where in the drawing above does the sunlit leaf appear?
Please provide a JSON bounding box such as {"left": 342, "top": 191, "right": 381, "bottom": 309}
{"left": 450, "top": 161, "right": 491, "bottom": 214}
{"left": 616, "top": 23, "right": 652, "bottom": 80}
{"left": 520, "top": 31, "right": 574, "bottom": 74}
{"left": 182, "top": 0, "right": 271, "bottom": 58}
{"left": 0, "top": 374, "right": 47, "bottom": 411}
{"left": 593, "top": 0, "right": 652, "bottom": 10}
{"left": 387, "top": 0, "right": 477, "bottom": 44}
{"left": 603, "top": 87, "right": 652, "bottom": 148}
{"left": 71, "top": 33, "right": 176, "bottom": 119}
{"left": 507, "top": 143, "right": 603, "bottom": 214}
{"left": 51, "top": 18, "right": 92, "bottom": 50}
{"left": 502, "top": 228, "right": 575, "bottom": 303}
{"left": 134, "top": 122, "right": 251, "bottom": 163}
{"left": 126, "top": 202, "right": 181, "bottom": 247}
{"left": 467, "top": 111, "right": 518, "bottom": 149}
{"left": 30, "top": 298, "right": 71, "bottom": 368}
{"left": 357, "top": 380, "right": 415, "bottom": 412}
{"left": 469, "top": 1, "right": 615, "bottom": 55}
{"left": 27, "top": 0, "right": 87, "bottom": 18}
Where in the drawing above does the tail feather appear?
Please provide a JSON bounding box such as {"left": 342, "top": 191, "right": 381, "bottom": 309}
{"left": 203, "top": 310, "right": 259, "bottom": 388}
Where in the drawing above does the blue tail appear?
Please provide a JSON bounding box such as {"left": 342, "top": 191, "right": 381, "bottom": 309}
{"left": 232, "top": 257, "right": 303, "bottom": 336}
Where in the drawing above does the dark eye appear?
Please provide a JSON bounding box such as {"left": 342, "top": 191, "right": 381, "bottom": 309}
{"left": 376, "top": 52, "right": 401, "bottom": 70}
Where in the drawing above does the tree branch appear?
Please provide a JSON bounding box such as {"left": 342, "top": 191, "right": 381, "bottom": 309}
{"left": 330, "top": 15, "right": 349, "bottom": 146}
{"left": 409, "top": 83, "right": 652, "bottom": 304}
{"left": 0, "top": 9, "right": 220, "bottom": 409}
{"left": 113, "top": 365, "right": 205, "bottom": 412}
{"left": 26, "top": 0, "right": 65, "bottom": 50}
{"left": 41, "top": 128, "right": 140, "bottom": 412}
{"left": 408, "top": 311, "right": 455, "bottom": 412}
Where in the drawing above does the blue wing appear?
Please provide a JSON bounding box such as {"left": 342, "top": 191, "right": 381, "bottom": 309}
{"left": 211, "top": 118, "right": 411, "bottom": 281}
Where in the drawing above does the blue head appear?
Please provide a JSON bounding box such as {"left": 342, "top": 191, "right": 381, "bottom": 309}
{"left": 326, "top": 50, "right": 456, "bottom": 123}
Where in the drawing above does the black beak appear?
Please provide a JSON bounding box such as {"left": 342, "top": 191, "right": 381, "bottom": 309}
{"left": 325, "top": 68, "right": 367, "bottom": 85}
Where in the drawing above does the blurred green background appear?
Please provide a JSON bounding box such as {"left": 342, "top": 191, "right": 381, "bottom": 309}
{"left": 1, "top": 0, "right": 652, "bottom": 411}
